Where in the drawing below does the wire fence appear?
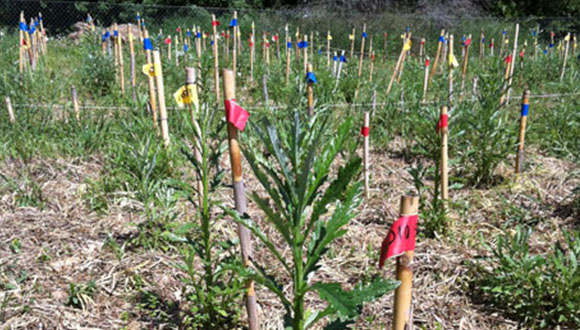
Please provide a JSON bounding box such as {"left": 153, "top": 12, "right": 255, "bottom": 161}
{"left": 1, "top": 0, "right": 579, "bottom": 53}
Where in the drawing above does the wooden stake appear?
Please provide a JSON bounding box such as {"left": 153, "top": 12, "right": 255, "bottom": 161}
{"left": 459, "top": 34, "right": 471, "bottom": 102}
{"left": 500, "top": 52, "right": 512, "bottom": 105}
{"left": 128, "top": 25, "right": 137, "bottom": 102}
{"left": 506, "top": 24, "right": 519, "bottom": 103}
{"left": 560, "top": 33, "right": 570, "bottom": 81}
{"left": 332, "top": 51, "right": 338, "bottom": 76}
{"left": 153, "top": 50, "right": 170, "bottom": 147}
{"left": 326, "top": 30, "right": 331, "bottom": 68}
{"left": 490, "top": 38, "right": 494, "bottom": 56}
{"left": 212, "top": 15, "right": 220, "bottom": 102}
{"left": 515, "top": 90, "right": 530, "bottom": 174}
{"left": 386, "top": 37, "right": 407, "bottom": 96}
{"left": 422, "top": 57, "right": 430, "bottom": 103}
{"left": 303, "top": 35, "right": 308, "bottom": 73}
{"left": 350, "top": 27, "right": 356, "bottom": 58}
{"left": 71, "top": 85, "right": 80, "bottom": 122}
{"left": 440, "top": 106, "right": 448, "bottom": 203}
{"left": 5, "top": 96, "right": 15, "bottom": 124}
{"left": 118, "top": 28, "right": 126, "bottom": 97}
{"left": 448, "top": 35, "right": 455, "bottom": 111}
{"left": 250, "top": 22, "right": 255, "bottom": 83}
{"left": 144, "top": 30, "right": 159, "bottom": 133}
{"left": 222, "top": 69, "right": 259, "bottom": 330}
{"left": 19, "top": 13, "right": 25, "bottom": 83}
{"left": 285, "top": 36, "right": 291, "bottom": 83}
{"left": 232, "top": 11, "right": 238, "bottom": 78}
{"left": 383, "top": 32, "right": 388, "bottom": 64}
{"left": 369, "top": 51, "right": 375, "bottom": 82}
{"left": 307, "top": 63, "right": 314, "bottom": 117}
{"left": 429, "top": 29, "right": 445, "bottom": 80}
{"left": 392, "top": 195, "right": 419, "bottom": 330}
{"left": 358, "top": 24, "right": 366, "bottom": 78}
{"left": 362, "top": 111, "right": 370, "bottom": 199}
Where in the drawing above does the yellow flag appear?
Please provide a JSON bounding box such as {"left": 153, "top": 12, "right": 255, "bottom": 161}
{"left": 505, "top": 38, "right": 509, "bottom": 44}
{"left": 237, "top": 30, "right": 241, "bottom": 37}
{"left": 327, "top": 35, "right": 332, "bottom": 41}
{"left": 142, "top": 63, "right": 156, "bottom": 77}
{"left": 400, "top": 33, "right": 405, "bottom": 39}
{"left": 448, "top": 53, "right": 459, "bottom": 67}
{"left": 349, "top": 34, "right": 354, "bottom": 41}
{"left": 564, "top": 34, "right": 570, "bottom": 41}
{"left": 403, "top": 39, "right": 412, "bottom": 51}
{"left": 173, "top": 85, "right": 198, "bottom": 108}
{"left": 251, "top": 22, "right": 255, "bottom": 29}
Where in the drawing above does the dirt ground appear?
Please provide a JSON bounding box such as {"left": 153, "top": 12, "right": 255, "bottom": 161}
{"left": 1, "top": 143, "right": 577, "bottom": 329}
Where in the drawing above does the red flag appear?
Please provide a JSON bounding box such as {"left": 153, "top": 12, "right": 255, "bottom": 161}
{"left": 425, "top": 58, "right": 430, "bottom": 67}
{"left": 519, "top": 50, "right": 525, "bottom": 58}
{"left": 436, "top": 113, "right": 448, "bottom": 133}
{"left": 465, "top": 38, "right": 471, "bottom": 46}
{"left": 225, "top": 99, "right": 250, "bottom": 131}
{"left": 176, "top": 27, "right": 182, "bottom": 32}
{"left": 378, "top": 215, "right": 418, "bottom": 268}
{"left": 360, "top": 126, "right": 369, "bottom": 136}
{"left": 273, "top": 35, "right": 279, "bottom": 41}
{"left": 212, "top": 20, "right": 220, "bottom": 27}
{"left": 165, "top": 37, "right": 171, "bottom": 45}
{"left": 504, "top": 55, "right": 512, "bottom": 63}
{"left": 265, "top": 42, "right": 270, "bottom": 48}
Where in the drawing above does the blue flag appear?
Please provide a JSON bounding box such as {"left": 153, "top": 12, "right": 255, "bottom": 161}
{"left": 306, "top": 72, "right": 317, "bottom": 84}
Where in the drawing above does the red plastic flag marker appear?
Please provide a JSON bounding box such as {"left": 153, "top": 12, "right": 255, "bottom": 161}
{"left": 425, "top": 58, "right": 430, "bottom": 67}
{"left": 360, "top": 126, "right": 369, "bottom": 136}
{"left": 378, "top": 214, "right": 418, "bottom": 268}
{"left": 225, "top": 99, "right": 250, "bottom": 131}
{"left": 212, "top": 20, "right": 220, "bottom": 27}
{"left": 165, "top": 37, "right": 171, "bottom": 45}
{"left": 504, "top": 54, "right": 512, "bottom": 63}
{"left": 436, "top": 113, "right": 448, "bottom": 133}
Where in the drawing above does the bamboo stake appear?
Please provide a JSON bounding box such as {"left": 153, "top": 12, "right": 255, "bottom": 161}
{"left": 515, "top": 90, "right": 530, "bottom": 174}
{"left": 386, "top": 37, "right": 407, "bottom": 96}
{"left": 5, "top": 96, "right": 15, "bottom": 124}
{"left": 397, "top": 32, "right": 410, "bottom": 84}
{"left": 175, "top": 35, "right": 180, "bottom": 67}
{"left": 448, "top": 35, "right": 455, "bottom": 111}
{"left": 419, "top": 38, "right": 425, "bottom": 60}
{"left": 490, "top": 38, "right": 494, "bottom": 56}
{"left": 459, "top": 34, "right": 471, "bottom": 102}
{"left": 392, "top": 195, "right": 419, "bottom": 330}
{"left": 19, "top": 13, "right": 25, "bottom": 83}
{"left": 479, "top": 29, "right": 484, "bottom": 61}
{"left": 303, "top": 35, "right": 308, "bottom": 73}
{"left": 137, "top": 13, "right": 143, "bottom": 42}
{"left": 422, "top": 57, "right": 430, "bottom": 103}
{"left": 336, "top": 50, "right": 346, "bottom": 84}
{"left": 113, "top": 24, "right": 119, "bottom": 82}
{"left": 71, "top": 85, "right": 80, "bottom": 122}
{"left": 143, "top": 30, "right": 159, "bottom": 133}
{"left": 325, "top": 30, "right": 331, "bottom": 68}
{"left": 506, "top": 24, "right": 519, "bottom": 103}
{"left": 25, "top": 18, "right": 33, "bottom": 70}
{"left": 362, "top": 111, "right": 370, "bottom": 199}
{"left": 185, "top": 67, "right": 204, "bottom": 209}
{"left": 560, "top": 33, "right": 570, "bottom": 81}
{"left": 430, "top": 29, "right": 445, "bottom": 80}
{"left": 128, "top": 25, "right": 137, "bottom": 102}
{"left": 440, "top": 106, "right": 448, "bottom": 203}
{"left": 500, "top": 53, "right": 512, "bottom": 105}
{"left": 232, "top": 12, "right": 238, "bottom": 78}
{"left": 153, "top": 50, "right": 170, "bottom": 147}
{"left": 222, "top": 69, "right": 259, "bottom": 330}
{"left": 265, "top": 35, "right": 271, "bottom": 66}
{"left": 285, "top": 36, "right": 291, "bottom": 83}
{"left": 295, "top": 27, "right": 300, "bottom": 66}
{"left": 275, "top": 34, "right": 280, "bottom": 60}
{"left": 332, "top": 51, "right": 338, "bottom": 76}
{"left": 39, "top": 12, "right": 46, "bottom": 54}
{"left": 118, "top": 28, "right": 126, "bottom": 97}
{"left": 383, "top": 32, "right": 388, "bottom": 64}
{"left": 307, "top": 63, "right": 314, "bottom": 117}
{"left": 439, "top": 33, "right": 449, "bottom": 74}
{"left": 369, "top": 51, "right": 375, "bottom": 82}
{"left": 310, "top": 31, "right": 314, "bottom": 60}
{"left": 212, "top": 15, "right": 220, "bottom": 102}
{"left": 358, "top": 24, "right": 366, "bottom": 78}
{"left": 350, "top": 28, "right": 356, "bottom": 58}
{"left": 550, "top": 31, "right": 555, "bottom": 58}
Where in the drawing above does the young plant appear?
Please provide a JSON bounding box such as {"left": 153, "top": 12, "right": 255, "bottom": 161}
{"left": 165, "top": 102, "right": 244, "bottom": 329}
{"left": 229, "top": 112, "right": 399, "bottom": 329}
{"left": 471, "top": 226, "right": 580, "bottom": 328}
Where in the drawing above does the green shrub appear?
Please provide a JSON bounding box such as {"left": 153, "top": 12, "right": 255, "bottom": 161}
{"left": 470, "top": 227, "right": 580, "bottom": 328}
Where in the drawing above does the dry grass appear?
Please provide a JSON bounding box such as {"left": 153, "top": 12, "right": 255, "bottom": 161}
{"left": 0, "top": 143, "right": 577, "bottom": 329}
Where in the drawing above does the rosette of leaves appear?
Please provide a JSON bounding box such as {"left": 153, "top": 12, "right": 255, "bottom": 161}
{"left": 228, "top": 112, "right": 399, "bottom": 330}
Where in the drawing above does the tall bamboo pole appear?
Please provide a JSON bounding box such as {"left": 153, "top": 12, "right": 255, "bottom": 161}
{"left": 285, "top": 36, "right": 291, "bottom": 83}
{"left": 232, "top": 11, "right": 238, "bottom": 78}
{"left": 153, "top": 50, "right": 170, "bottom": 147}
{"left": 515, "top": 90, "right": 530, "bottom": 174}
{"left": 222, "top": 69, "right": 259, "bottom": 330}
{"left": 129, "top": 25, "right": 137, "bottom": 102}
{"left": 459, "top": 34, "right": 471, "bottom": 102}
{"left": 212, "top": 15, "right": 220, "bottom": 102}
{"left": 303, "top": 35, "right": 308, "bottom": 73}
{"left": 560, "top": 33, "right": 570, "bottom": 81}
{"left": 448, "top": 35, "right": 455, "bottom": 111}
{"left": 362, "top": 111, "right": 370, "bottom": 199}
{"left": 307, "top": 63, "right": 314, "bottom": 117}
{"left": 506, "top": 24, "right": 519, "bottom": 103}
{"left": 71, "top": 85, "right": 80, "bottom": 122}
{"left": 350, "top": 27, "right": 356, "bottom": 58}
{"left": 358, "top": 24, "right": 366, "bottom": 78}
{"left": 430, "top": 29, "right": 445, "bottom": 80}
{"left": 118, "top": 28, "right": 126, "bottom": 97}
{"left": 422, "top": 57, "right": 430, "bottom": 103}
{"left": 143, "top": 30, "right": 159, "bottom": 132}
{"left": 440, "top": 106, "right": 448, "bottom": 203}
{"left": 327, "top": 30, "right": 331, "bottom": 68}
{"left": 392, "top": 195, "right": 419, "bottom": 330}
{"left": 5, "top": 96, "right": 15, "bottom": 124}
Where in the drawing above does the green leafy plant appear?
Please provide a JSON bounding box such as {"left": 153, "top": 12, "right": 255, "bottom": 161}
{"left": 165, "top": 102, "right": 244, "bottom": 329}
{"left": 65, "top": 280, "right": 97, "bottom": 311}
{"left": 228, "top": 112, "right": 399, "bottom": 329}
{"left": 470, "top": 226, "right": 580, "bottom": 328}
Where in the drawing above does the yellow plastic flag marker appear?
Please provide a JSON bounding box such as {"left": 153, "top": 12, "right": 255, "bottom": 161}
{"left": 173, "top": 85, "right": 198, "bottom": 107}
{"left": 564, "top": 34, "right": 570, "bottom": 41}
{"left": 505, "top": 38, "right": 509, "bottom": 44}
{"left": 349, "top": 34, "right": 354, "bottom": 41}
{"left": 327, "top": 35, "right": 332, "bottom": 41}
{"left": 403, "top": 39, "right": 412, "bottom": 51}
{"left": 449, "top": 53, "right": 459, "bottom": 67}
{"left": 142, "top": 63, "right": 156, "bottom": 77}
{"left": 400, "top": 33, "right": 405, "bottom": 39}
